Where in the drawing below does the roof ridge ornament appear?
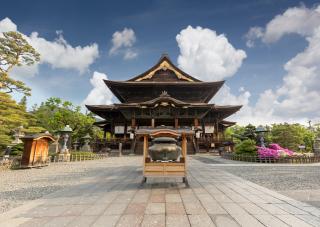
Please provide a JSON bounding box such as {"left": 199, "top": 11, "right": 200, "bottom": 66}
{"left": 160, "top": 90, "right": 170, "bottom": 97}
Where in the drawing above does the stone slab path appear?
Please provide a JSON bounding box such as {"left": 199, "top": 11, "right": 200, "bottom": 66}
{"left": 0, "top": 156, "right": 320, "bottom": 227}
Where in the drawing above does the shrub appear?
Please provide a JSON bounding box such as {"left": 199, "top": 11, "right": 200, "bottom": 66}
{"left": 235, "top": 139, "right": 257, "bottom": 155}
{"left": 257, "top": 143, "right": 294, "bottom": 159}
{"left": 9, "top": 144, "right": 24, "bottom": 156}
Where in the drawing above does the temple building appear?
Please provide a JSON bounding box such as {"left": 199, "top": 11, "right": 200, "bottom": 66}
{"left": 86, "top": 54, "right": 241, "bottom": 154}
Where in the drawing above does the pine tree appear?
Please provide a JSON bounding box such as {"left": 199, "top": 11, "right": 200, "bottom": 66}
{"left": 0, "top": 31, "right": 40, "bottom": 96}
{"left": 0, "top": 92, "right": 29, "bottom": 148}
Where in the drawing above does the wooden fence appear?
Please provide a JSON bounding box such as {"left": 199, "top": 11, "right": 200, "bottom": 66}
{"left": 51, "top": 153, "right": 108, "bottom": 162}
{"left": 221, "top": 152, "right": 320, "bottom": 164}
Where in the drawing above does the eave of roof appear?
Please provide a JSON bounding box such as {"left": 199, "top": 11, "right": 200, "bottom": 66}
{"left": 104, "top": 80, "right": 225, "bottom": 103}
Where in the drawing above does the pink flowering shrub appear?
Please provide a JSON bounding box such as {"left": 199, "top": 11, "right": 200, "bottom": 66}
{"left": 257, "top": 143, "right": 294, "bottom": 159}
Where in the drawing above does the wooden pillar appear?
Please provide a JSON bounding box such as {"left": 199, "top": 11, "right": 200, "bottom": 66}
{"left": 194, "top": 118, "right": 199, "bottom": 128}
{"left": 143, "top": 135, "right": 148, "bottom": 168}
{"left": 201, "top": 120, "right": 205, "bottom": 134}
{"left": 131, "top": 117, "right": 136, "bottom": 130}
{"left": 175, "top": 118, "right": 179, "bottom": 129}
{"left": 124, "top": 123, "right": 127, "bottom": 139}
{"left": 182, "top": 134, "right": 187, "bottom": 157}
{"left": 111, "top": 121, "right": 115, "bottom": 137}
{"left": 215, "top": 120, "right": 219, "bottom": 141}
{"left": 103, "top": 127, "right": 107, "bottom": 139}
{"left": 182, "top": 134, "right": 187, "bottom": 172}
{"left": 151, "top": 118, "right": 155, "bottom": 128}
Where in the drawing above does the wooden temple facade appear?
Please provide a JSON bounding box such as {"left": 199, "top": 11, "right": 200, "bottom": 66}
{"left": 86, "top": 54, "right": 241, "bottom": 154}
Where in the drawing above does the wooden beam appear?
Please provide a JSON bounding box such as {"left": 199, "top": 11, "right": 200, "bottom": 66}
{"left": 151, "top": 118, "right": 155, "bottom": 128}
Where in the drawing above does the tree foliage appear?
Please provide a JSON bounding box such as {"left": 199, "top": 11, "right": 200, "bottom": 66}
{"left": 235, "top": 139, "right": 257, "bottom": 155}
{"left": 0, "top": 31, "right": 40, "bottom": 96}
{"left": 227, "top": 123, "right": 316, "bottom": 153}
{"left": 225, "top": 124, "right": 259, "bottom": 142}
{"left": 225, "top": 125, "right": 245, "bottom": 143}
{"left": 0, "top": 92, "right": 45, "bottom": 149}
{"left": 271, "top": 123, "right": 315, "bottom": 152}
{"left": 31, "top": 97, "right": 102, "bottom": 140}
{"left": 0, "top": 92, "right": 26, "bottom": 147}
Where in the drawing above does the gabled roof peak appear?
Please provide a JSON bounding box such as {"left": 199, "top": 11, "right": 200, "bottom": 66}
{"left": 128, "top": 54, "right": 202, "bottom": 82}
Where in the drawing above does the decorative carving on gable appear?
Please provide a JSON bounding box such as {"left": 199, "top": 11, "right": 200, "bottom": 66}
{"left": 135, "top": 60, "right": 194, "bottom": 82}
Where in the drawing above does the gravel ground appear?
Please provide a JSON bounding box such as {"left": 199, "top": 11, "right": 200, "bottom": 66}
{"left": 216, "top": 165, "right": 320, "bottom": 190}
{"left": 0, "top": 157, "right": 139, "bottom": 214}
{"left": 192, "top": 155, "right": 320, "bottom": 207}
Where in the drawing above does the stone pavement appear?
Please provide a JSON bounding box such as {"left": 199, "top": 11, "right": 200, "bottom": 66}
{"left": 1, "top": 156, "right": 320, "bottom": 227}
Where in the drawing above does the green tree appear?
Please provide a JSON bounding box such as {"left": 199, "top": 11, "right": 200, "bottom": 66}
{"left": 235, "top": 139, "right": 257, "bottom": 155}
{"left": 225, "top": 124, "right": 259, "bottom": 143}
{"left": 224, "top": 125, "right": 245, "bottom": 143}
{"left": 32, "top": 97, "right": 101, "bottom": 140}
{"left": 0, "top": 92, "right": 29, "bottom": 148}
{"left": 243, "top": 124, "right": 256, "bottom": 140}
{"left": 0, "top": 93, "right": 45, "bottom": 151}
{"left": 271, "top": 123, "right": 315, "bottom": 152}
{"left": 0, "top": 31, "right": 40, "bottom": 96}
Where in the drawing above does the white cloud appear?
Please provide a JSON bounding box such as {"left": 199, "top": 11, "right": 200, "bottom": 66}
{"left": 11, "top": 64, "right": 39, "bottom": 79}
{"left": 177, "top": 21, "right": 320, "bottom": 126}
{"left": 176, "top": 26, "right": 247, "bottom": 81}
{"left": 27, "top": 31, "right": 99, "bottom": 74}
{"left": 83, "top": 71, "right": 114, "bottom": 105}
{"left": 0, "top": 17, "right": 99, "bottom": 77}
{"left": 246, "top": 5, "right": 320, "bottom": 46}
{"left": 124, "top": 49, "right": 138, "bottom": 60}
{"left": 109, "top": 28, "right": 138, "bottom": 60}
{"left": 245, "top": 26, "right": 263, "bottom": 47}
{"left": 213, "top": 85, "right": 251, "bottom": 106}
{"left": 176, "top": 26, "right": 251, "bottom": 124}
{"left": 242, "top": 5, "right": 320, "bottom": 125}
{"left": 0, "top": 17, "right": 17, "bottom": 34}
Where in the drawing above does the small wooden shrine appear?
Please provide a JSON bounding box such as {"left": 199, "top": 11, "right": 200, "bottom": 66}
{"left": 86, "top": 54, "right": 242, "bottom": 153}
{"left": 21, "top": 133, "right": 55, "bottom": 168}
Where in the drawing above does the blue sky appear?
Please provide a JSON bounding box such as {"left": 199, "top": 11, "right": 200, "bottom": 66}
{"left": 1, "top": 0, "right": 319, "bottom": 125}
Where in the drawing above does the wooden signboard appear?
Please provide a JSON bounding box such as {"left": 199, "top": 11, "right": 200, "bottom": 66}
{"left": 21, "top": 134, "right": 55, "bottom": 168}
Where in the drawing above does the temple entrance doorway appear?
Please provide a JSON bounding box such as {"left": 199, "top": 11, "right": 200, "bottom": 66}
{"left": 155, "top": 119, "right": 175, "bottom": 128}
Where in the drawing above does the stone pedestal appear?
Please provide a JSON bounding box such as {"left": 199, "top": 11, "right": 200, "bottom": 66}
{"left": 314, "top": 138, "right": 320, "bottom": 154}
{"left": 58, "top": 153, "right": 71, "bottom": 162}
{"left": 109, "top": 150, "right": 120, "bottom": 157}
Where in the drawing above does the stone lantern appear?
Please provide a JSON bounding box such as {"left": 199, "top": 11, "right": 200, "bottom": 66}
{"left": 81, "top": 133, "right": 92, "bottom": 152}
{"left": 57, "top": 125, "right": 73, "bottom": 162}
{"left": 72, "top": 139, "right": 80, "bottom": 151}
{"left": 255, "top": 125, "right": 268, "bottom": 148}
{"left": 59, "top": 125, "right": 73, "bottom": 153}
{"left": 12, "top": 126, "right": 25, "bottom": 144}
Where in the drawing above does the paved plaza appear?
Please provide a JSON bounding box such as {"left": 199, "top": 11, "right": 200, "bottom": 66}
{"left": 1, "top": 156, "right": 320, "bottom": 227}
